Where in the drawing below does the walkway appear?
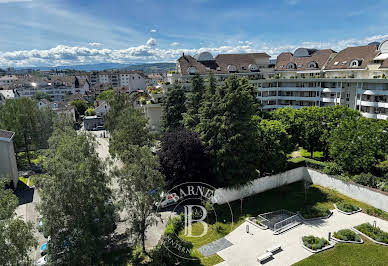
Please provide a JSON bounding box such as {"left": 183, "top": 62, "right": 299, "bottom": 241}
{"left": 215, "top": 209, "right": 388, "bottom": 266}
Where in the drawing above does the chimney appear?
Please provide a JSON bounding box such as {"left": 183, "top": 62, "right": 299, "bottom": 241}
{"left": 182, "top": 52, "right": 185, "bottom": 57}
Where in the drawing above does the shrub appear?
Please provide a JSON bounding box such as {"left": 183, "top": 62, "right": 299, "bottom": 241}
{"left": 355, "top": 223, "right": 388, "bottom": 244}
{"left": 131, "top": 246, "right": 145, "bottom": 265}
{"left": 333, "top": 229, "right": 361, "bottom": 242}
{"left": 336, "top": 202, "right": 360, "bottom": 213}
{"left": 323, "top": 162, "right": 343, "bottom": 175}
{"left": 302, "top": 235, "right": 330, "bottom": 250}
{"left": 300, "top": 206, "right": 331, "bottom": 219}
{"left": 354, "top": 173, "right": 379, "bottom": 188}
{"left": 304, "top": 158, "right": 327, "bottom": 170}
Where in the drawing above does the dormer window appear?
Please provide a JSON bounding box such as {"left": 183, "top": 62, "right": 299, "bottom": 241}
{"left": 286, "top": 63, "right": 296, "bottom": 69}
{"left": 334, "top": 61, "right": 339, "bottom": 65}
{"left": 350, "top": 59, "right": 363, "bottom": 67}
{"left": 279, "top": 65, "right": 284, "bottom": 68}
{"left": 227, "top": 65, "right": 237, "bottom": 72}
{"left": 341, "top": 61, "right": 347, "bottom": 65}
{"left": 188, "top": 66, "right": 197, "bottom": 74}
{"left": 248, "top": 64, "right": 259, "bottom": 72}
{"left": 307, "top": 61, "right": 318, "bottom": 69}
{"left": 216, "top": 67, "right": 221, "bottom": 71}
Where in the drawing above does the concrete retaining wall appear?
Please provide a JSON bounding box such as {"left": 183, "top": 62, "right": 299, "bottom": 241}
{"left": 213, "top": 167, "right": 305, "bottom": 205}
{"left": 306, "top": 169, "right": 388, "bottom": 213}
{"left": 213, "top": 167, "right": 388, "bottom": 213}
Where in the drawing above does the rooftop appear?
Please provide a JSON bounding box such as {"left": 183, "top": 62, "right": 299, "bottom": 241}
{"left": 0, "top": 129, "right": 15, "bottom": 140}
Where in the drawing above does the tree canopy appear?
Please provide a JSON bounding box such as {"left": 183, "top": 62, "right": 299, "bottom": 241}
{"left": 183, "top": 73, "right": 205, "bottom": 130}
{"left": 161, "top": 82, "right": 186, "bottom": 131}
{"left": 96, "top": 89, "right": 115, "bottom": 101}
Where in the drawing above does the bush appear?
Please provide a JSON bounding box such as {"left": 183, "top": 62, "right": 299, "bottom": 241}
{"left": 333, "top": 229, "right": 361, "bottom": 242}
{"left": 131, "top": 246, "right": 145, "bottom": 265}
{"left": 355, "top": 223, "right": 388, "bottom": 244}
{"left": 323, "top": 162, "right": 343, "bottom": 175}
{"left": 302, "top": 235, "right": 330, "bottom": 250}
{"left": 304, "top": 158, "right": 327, "bottom": 170}
{"left": 354, "top": 173, "right": 379, "bottom": 188}
{"left": 336, "top": 202, "right": 360, "bottom": 213}
{"left": 300, "top": 206, "right": 331, "bottom": 219}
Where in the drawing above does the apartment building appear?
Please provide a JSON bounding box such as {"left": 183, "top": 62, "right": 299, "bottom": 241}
{"left": 166, "top": 40, "right": 388, "bottom": 120}
{"left": 0, "top": 75, "right": 18, "bottom": 87}
{"left": 17, "top": 81, "right": 75, "bottom": 101}
{"left": 89, "top": 71, "right": 146, "bottom": 92}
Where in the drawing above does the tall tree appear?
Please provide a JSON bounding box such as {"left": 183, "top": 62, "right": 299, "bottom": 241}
{"left": 113, "top": 146, "right": 165, "bottom": 255}
{"left": 198, "top": 76, "right": 260, "bottom": 186}
{"left": 0, "top": 179, "right": 37, "bottom": 265}
{"left": 329, "top": 117, "right": 388, "bottom": 174}
{"left": 161, "top": 82, "right": 186, "bottom": 131}
{"left": 104, "top": 92, "right": 128, "bottom": 133}
{"left": 70, "top": 99, "right": 88, "bottom": 120}
{"left": 37, "top": 130, "right": 117, "bottom": 265}
{"left": 96, "top": 89, "right": 115, "bottom": 101}
{"left": 109, "top": 106, "right": 153, "bottom": 160}
{"left": 183, "top": 73, "right": 205, "bottom": 130}
{"left": 270, "top": 107, "right": 301, "bottom": 149}
{"left": 255, "top": 117, "right": 293, "bottom": 175}
{"left": 0, "top": 98, "right": 54, "bottom": 165}
{"left": 158, "top": 128, "right": 211, "bottom": 187}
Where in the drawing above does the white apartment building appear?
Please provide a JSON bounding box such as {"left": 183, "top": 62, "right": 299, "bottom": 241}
{"left": 167, "top": 40, "right": 388, "bottom": 120}
{"left": 0, "top": 75, "right": 18, "bottom": 87}
{"left": 17, "top": 81, "right": 75, "bottom": 102}
{"left": 89, "top": 71, "right": 146, "bottom": 92}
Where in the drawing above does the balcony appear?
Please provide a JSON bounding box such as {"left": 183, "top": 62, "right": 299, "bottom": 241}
{"left": 361, "top": 112, "right": 377, "bottom": 119}
{"left": 322, "top": 97, "right": 340, "bottom": 103}
{"left": 258, "top": 87, "right": 324, "bottom": 92}
{"left": 357, "top": 100, "right": 388, "bottom": 108}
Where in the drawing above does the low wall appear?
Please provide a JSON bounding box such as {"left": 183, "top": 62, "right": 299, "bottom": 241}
{"left": 212, "top": 167, "right": 305, "bottom": 205}
{"left": 213, "top": 167, "right": 388, "bottom": 213}
{"left": 306, "top": 169, "right": 388, "bottom": 213}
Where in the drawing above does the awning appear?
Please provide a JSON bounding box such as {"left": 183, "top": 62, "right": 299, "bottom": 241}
{"left": 374, "top": 53, "right": 388, "bottom": 60}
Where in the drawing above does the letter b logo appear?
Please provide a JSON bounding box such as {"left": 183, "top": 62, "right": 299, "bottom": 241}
{"left": 183, "top": 205, "right": 208, "bottom": 237}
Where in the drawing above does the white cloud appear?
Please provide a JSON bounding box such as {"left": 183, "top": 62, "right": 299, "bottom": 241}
{"left": 0, "top": 34, "right": 387, "bottom": 67}
{"left": 150, "top": 29, "right": 157, "bottom": 33}
{"left": 89, "top": 42, "right": 102, "bottom": 46}
{"left": 146, "top": 38, "right": 157, "bottom": 46}
{"left": 171, "top": 42, "right": 180, "bottom": 47}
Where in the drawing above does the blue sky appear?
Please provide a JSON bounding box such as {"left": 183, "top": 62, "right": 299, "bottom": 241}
{"left": 0, "top": 0, "right": 387, "bottom": 67}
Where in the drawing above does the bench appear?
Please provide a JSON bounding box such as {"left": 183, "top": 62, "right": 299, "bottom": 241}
{"left": 257, "top": 252, "right": 273, "bottom": 263}
{"left": 266, "top": 244, "right": 282, "bottom": 254}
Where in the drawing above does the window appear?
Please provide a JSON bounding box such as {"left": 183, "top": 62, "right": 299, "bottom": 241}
{"left": 308, "top": 61, "right": 318, "bottom": 68}
{"left": 341, "top": 61, "right": 347, "bottom": 65}
{"left": 286, "top": 63, "right": 296, "bottom": 69}
{"left": 334, "top": 61, "right": 339, "bottom": 65}
{"left": 279, "top": 65, "right": 284, "bottom": 68}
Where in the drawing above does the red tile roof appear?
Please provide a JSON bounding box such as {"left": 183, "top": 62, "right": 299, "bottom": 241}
{"left": 325, "top": 45, "right": 379, "bottom": 70}
{"left": 379, "top": 59, "right": 388, "bottom": 69}
{"left": 275, "top": 49, "right": 335, "bottom": 71}
{"left": 177, "top": 53, "right": 271, "bottom": 75}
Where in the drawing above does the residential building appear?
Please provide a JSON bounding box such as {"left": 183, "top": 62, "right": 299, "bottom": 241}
{"left": 94, "top": 100, "right": 110, "bottom": 117}
{"left": 0, "top": 129, "right": 18, "bottom": 187}
{"left": 165, "top": 40, "right": 388, "bottom": 120}
{"left": 0, "top": 75, "right": 18, "bottom": 87}
{"left": 0, "top": 89, "right": 19, "bottom": 104}
{"left": 84, "top": 116, "right": 104, "bottom": 131}
{"left": 37, "top": 99, "right": 76, "bottom": 121}
{"left": 88, "top": 71, "right": 146, "bottom": 93}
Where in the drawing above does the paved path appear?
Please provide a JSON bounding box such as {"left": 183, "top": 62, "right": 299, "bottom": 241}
{"left": 216, "top": 209, "right": 388, "bottom": 266}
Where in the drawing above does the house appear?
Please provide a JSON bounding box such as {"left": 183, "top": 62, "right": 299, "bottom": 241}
{"left": 37, "top": 99, "right": 76, "bottom": 121}
{"left": 0, "top": 129, "right": 18, "bottom": 187}
{"left": 94, "top": 100, "right": 110, "bottom": 117}
{"left": 0, "top": 89, "right": 19, "bottom": 104}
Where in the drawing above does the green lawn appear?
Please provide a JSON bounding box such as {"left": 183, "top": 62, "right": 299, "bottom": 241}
{"left": 294, "top": 237, "right": 388, "bottom": 266}
{"left": 299, "top": 148, "right": 324, "bottom": 160}
{"left": 178, "top": 182, "right": 388, "bottom": 266}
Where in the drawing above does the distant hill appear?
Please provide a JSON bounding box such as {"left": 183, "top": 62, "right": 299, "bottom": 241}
{"left": 14, "top": 62, "right": 176, "bottom": 72}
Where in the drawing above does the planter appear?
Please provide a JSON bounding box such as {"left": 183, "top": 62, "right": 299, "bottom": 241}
{"left": 352, "top": 227, "right": 388, "bottom": 246}
{"left": 245, "top": 217, "right": 268, "bottom": 230}
{"left": 301, "top": 238, "right": 336, "bottom": 253}
{"left": 298, "top": 211, "right": 333, "bottom": 221}
{"left": 331, "top": 235, "right": 363, "bottom": 244}
{"left": 334, "top": 203, "right": 362, "bottom": 215}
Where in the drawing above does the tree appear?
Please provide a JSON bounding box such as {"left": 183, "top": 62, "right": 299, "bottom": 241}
{"left": 0, "top": 179, "right": 37, "bottom": 265}
{"left": 255, "top": 118, "right": 293, "bottom": 175}
{"left": 297, "top": 106, "right": 325, "bottom": 158}
{"left": 36, "top": 130, "right": 117, "bottom": 265}
{"left": 33, "top": 91, "right": 51, "bottom": 101}
{"left": 113, "top": 146, "right": 165, "bottom": 255}
{"left": 109, "top": 106, "right": 153, "bottom": 160}
{"left": 270, "top": 107, "right": 301, "bottom": 148}
{"left": 85, "top": 107, "right": 96, "bottom": 116}
{"left": 70, "top": 99, "right": 88, "bottom": 120}
{"left": 161, "top": 82, "right": 186, "bottom": 131}
{"left": 104, "top": 92, "right": 128, "bottom": 133}
{"left": 0, "top": 98, "right": 54, "bottom": 165}
{"left": 158, "top": 128, "right": 211, "bottom": 188}
{"left": 183, "top": 73, "right": 205, "bottom": 130}
{"left": 198, "top": 76, "right": 260, "bottom": 186}
{"left": 329, "top": 117, "right": 388, "bottom": 174}
{"left": 97, "top": 89, "right": 115, "bottom": 101}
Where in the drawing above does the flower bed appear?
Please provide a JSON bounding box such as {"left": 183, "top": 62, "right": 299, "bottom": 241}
{"left": 332, "top": 229, "right": 363, "bottom": 244}
{"left": 302, "top": 235, "right": 335, "bottom": 253}
{"left": 334, "top": 202, "right": 362, "bottom": 215}
{"left": 353, "top": 223, "right": 388, "bottom": 246}
{"left": 299, "top": 206, "right": 332, "bottom": 220}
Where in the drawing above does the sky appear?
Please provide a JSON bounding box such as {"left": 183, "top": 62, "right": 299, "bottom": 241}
{"left": 0, "top": 0, "right": 387, "bottom": 67}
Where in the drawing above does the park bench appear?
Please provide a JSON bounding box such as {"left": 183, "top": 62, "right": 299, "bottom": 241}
{"left": 257, "top": 252, "right": 273, "bottom": 264}
{"left": 266, "top": 244, "right": 282, "bottom": 254}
